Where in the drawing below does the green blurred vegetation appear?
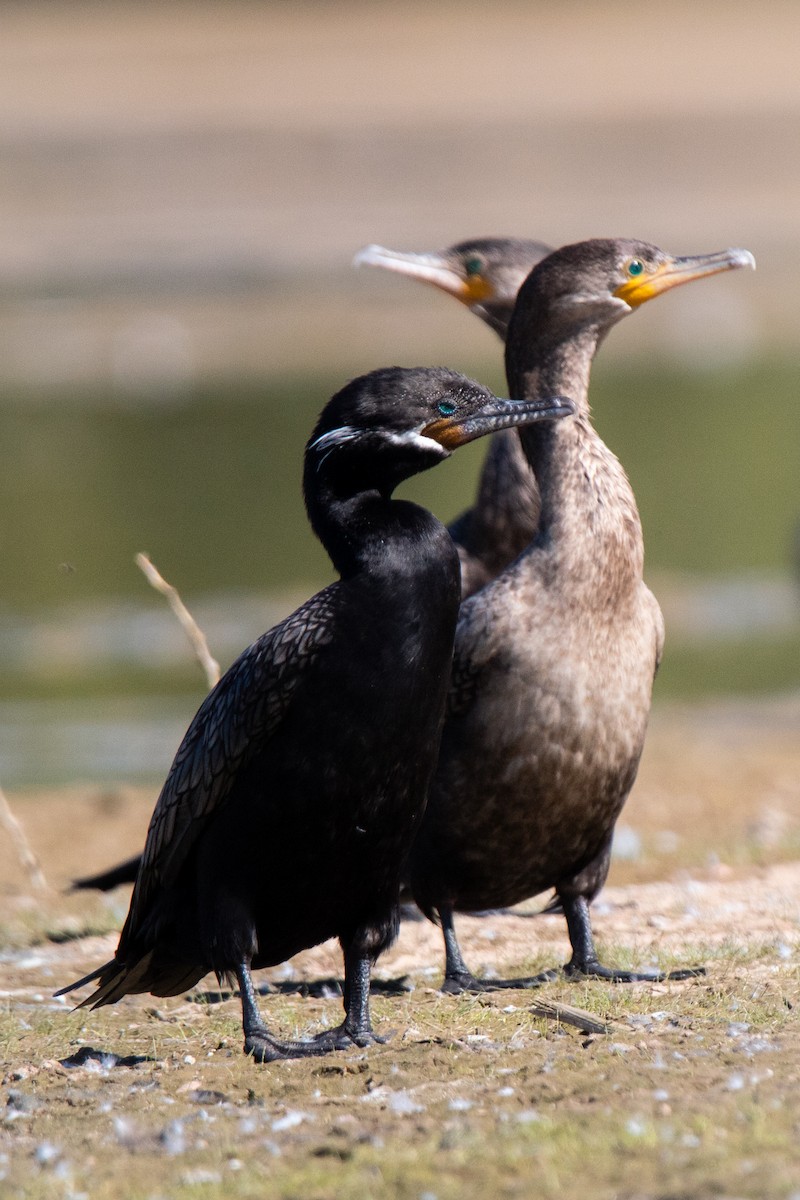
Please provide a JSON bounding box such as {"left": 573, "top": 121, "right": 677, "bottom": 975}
{"left": 589, "top": 356, "right": 797, "bottom": 574}
{"left": 0, "top": 356, "right": 796, "bottom": 613}
{"left": 1, "top": 357, "right": 796, "bottom": 785}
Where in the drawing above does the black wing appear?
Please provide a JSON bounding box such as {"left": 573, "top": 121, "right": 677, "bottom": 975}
{"left": 125, "top": 585, "right": 339, "bottom": 932}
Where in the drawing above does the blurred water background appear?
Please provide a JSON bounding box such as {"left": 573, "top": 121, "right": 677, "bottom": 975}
{"left": 1, "top": 1, "right": 798, "bottom": 787}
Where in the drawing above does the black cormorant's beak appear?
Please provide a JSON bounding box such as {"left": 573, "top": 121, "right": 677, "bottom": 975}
{"left": 354, "top": 244, "right": 493, "bottom": 307}
{"left": 614, "top": 247, "right": 755, "bottom": 308}
{"left": 422, "top": 395, "right": 575, "bottom": 450}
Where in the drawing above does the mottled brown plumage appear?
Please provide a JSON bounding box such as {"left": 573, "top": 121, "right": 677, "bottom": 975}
{"left": 408, "top": 239, "right": 755, "bottom": 989}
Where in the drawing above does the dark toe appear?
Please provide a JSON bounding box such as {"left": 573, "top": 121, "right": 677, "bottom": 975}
{"left": 564, "top": 960, "right": 705, "bottom": 983}
{"left": 442, "top": 971, "right": 551, "bottom": 994}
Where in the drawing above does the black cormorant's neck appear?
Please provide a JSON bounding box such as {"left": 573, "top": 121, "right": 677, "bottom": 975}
{"left": 304, "top": 463, "right": 445, "bottom": 582}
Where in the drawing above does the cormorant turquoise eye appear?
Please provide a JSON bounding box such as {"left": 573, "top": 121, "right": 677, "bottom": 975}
{"left": 627, "top": 259, "right": 645, "bottom": 277}
{"left": 464, "top": 257, "right": 483, "bottom": 277}
{"left": 437, "top": 401, "right": 457, "bottom": 417}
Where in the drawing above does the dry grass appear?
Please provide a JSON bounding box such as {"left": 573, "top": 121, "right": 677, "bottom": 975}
{"left": 2, "top": 927, "right": 799, "bottom": 1199}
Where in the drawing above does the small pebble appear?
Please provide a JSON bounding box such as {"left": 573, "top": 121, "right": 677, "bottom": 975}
{"left": 271, "top": 1110, "right": 307, "bottom": 1132}
{"left": 735, "top": 1036, "right": 776, "bottom": 1056}
{"left": 112, "top": 1116, "right": 137, "bottom": 1145}
{"left": 160, "top": 1119, "right": 186, "bottom": 1156}
{"left": 181, "top": 1169, "right": 221, "bottom": 1186}
{"left": 35, "top": 1142, "right": 61, "bottom": 1166}
{"left": 6, "top": 1089, "right": 39, "bottom": 1116}
{"left": 187, "top": 1089, "right": 228, "bottom": 1106}
{"left": 387, "top": 1090, "right": 424, "bottom": 1115}
{"left": 515, "top": 1109, "right": 542, "bottom": 1124}
{"left": 612, "top": 825, "right": 642, "bottom": 861}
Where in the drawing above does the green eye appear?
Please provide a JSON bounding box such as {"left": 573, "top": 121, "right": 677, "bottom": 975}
{"left": 437, "top": 401, "right": 456, "bottom": 416}
{"left": 464, "top": 257, "right": 483, "bottom": 277}
{"left": 627, "top": 259, "right": 645, "bottom": 277}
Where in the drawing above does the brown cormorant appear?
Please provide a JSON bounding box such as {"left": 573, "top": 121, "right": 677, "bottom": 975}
{"left": 404, "top": 240, "right": 755, "bottom": 990}
{"left": 356, "top": 239, "right": 552, "bottom": 598}
{"left": 57, "top": 366, "right": 573, "bottom": 1056}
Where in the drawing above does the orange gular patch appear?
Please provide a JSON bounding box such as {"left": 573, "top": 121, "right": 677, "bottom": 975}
{"left": 460, "top": 274, "right": 494, "bottom": 306}
{"left": 420, "top": 417, "right": 468, "bottom": 450}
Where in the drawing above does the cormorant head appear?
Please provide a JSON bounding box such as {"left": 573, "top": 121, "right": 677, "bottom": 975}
{"left": 510, "top": 238, "right": 756, "bottom": 341}
{"left": 354, "top": 238, "right": 552, "bottom": 337}
{"left": 306, "top": 366, "right": 574, "bottom": 498}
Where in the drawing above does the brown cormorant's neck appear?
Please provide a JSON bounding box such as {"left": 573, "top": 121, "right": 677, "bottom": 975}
{"left": 506, "top": 319, "right": 604, "bottom": 419}
{"left": 506, "top": 322, "right": 643, "bottom": 590}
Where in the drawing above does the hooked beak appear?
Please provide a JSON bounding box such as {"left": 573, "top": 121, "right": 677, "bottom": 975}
{"left": 614, "top": 247, "right": 756, "bottom": 308}
{"left": 422, "top": 395, "right": 575, "bottom": 450}
{"left": 354, "top": 244, "right": 493, "bottom": 306}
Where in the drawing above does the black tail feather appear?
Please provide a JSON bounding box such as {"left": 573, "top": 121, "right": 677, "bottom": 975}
{"left": 70, "top": 856, "right": 141, "bottom": 893}
{"left": 54, "top": 959, "right": 115, "bottom": 1000}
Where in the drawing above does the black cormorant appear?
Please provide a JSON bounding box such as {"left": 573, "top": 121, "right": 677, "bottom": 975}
{"left": 57, "top": 366, "right": 573, "bottom": 1056}
{"left": 72, "top": 856, "right": 141, "bottom": 893}
{"left": 71, "top": 238, "right": 551, "bottom": 897}
{"left": 405, "top": 240, "right": 755, "bottom": 990}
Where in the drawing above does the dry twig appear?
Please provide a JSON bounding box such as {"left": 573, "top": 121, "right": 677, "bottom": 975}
{"left": 135, "top": 553, "right": 221, "bottom": 689}
{"left": 0, "top": 783, "right": 48, "bottom": 891}
{"left": 528, "top": 999, "right": 611, "bottom": 1035}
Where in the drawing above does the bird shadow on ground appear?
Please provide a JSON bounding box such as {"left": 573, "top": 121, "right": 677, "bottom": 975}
{"left": 188, "top": 976, "right": 413, "bottom": 1004}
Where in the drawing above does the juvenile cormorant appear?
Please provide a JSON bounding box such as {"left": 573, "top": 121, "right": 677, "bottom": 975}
{"left": 57, "top": 366, "right": 573, "bottom": 1056}
{"left": 356, "top": 239, "right": 552, "bottom": 598}
{"left": 405, "top": 240, "right": 755, "bottom": 990}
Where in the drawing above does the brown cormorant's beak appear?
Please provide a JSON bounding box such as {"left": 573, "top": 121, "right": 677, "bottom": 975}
{"left": 354, "top": 244, "right": 493, "bottom": 306}
{"left": 422, "top": 395, "right": 575, "bottom": 450}
{"left": 614, "top": 247, "right": 755, "bottom": 308}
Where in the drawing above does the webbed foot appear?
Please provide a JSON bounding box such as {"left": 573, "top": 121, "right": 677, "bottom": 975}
{"left": 564, "top": 958, "right": 705, "bottom": 983}
{"left": 441, "top": 969, "right": 549, "bottom": 995}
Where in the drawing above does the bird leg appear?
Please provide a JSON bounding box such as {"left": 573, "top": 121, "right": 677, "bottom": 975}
{"left": 437, "top": 896, "right": 704, "bottom": 995}
{"left": 306, "top": 944, "right": 388, "bottom": 1051}
{"left": 238, "top": 962, "right": 348, "bottom": 1062}
{"left": 439, "top": 905, "right": 548, "bottom": 993}
{"left": 561, "top": 895, "right": 704, "bottom": 982}
{"left": 238, "top": 962, "right": 316, "bottom": 1062}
